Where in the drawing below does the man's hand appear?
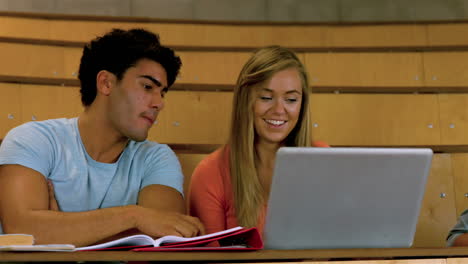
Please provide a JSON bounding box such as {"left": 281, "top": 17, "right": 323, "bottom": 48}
{"left": 134, "top": 207, "right": 205, "bottom": 238}
{"left": 136, "top": 184, "right": 205, "bottom": 238}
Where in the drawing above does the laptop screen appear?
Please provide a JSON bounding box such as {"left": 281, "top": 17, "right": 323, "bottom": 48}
{"left": 263, "top": 147, "right": 432, "bottom": 249}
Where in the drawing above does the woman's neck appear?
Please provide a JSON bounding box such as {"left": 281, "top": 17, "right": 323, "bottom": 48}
{"left": 255, "top": 140, "right": 282, "bottom": 197}
{"left": 255, "top": 141, "right": 280, "bottom": 169}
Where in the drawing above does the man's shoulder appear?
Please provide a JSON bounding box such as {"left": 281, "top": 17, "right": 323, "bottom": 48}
{"left": 128, "top": 139, "right": 171, "bottom": 153}
{"left": 12, "top": 118, "right": 74, "bottom": 131}
{"left": 8, "top": 118, "right": 76, "bottom": 139}
{"left": 126, "top": 140, "right": 176, "bottom": 163}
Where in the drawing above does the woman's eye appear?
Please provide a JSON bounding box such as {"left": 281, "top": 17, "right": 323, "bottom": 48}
{"left": 286, "top": 98, "right": 298, "bottom": 103}
{"left": 260, "top": 96, "right": 272, "bottom": 101}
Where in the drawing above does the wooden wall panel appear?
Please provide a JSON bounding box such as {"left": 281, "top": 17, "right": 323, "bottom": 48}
{"left": 326, "top": 25, "right": 427, "bottom": 47}
{"left": 269, "top": 26, "right": 326, "bottom": 48}
{"left": 170, "top": 24, "right": 273, "bottom": 48}
{"left": 158, "top": 24, "right": 326, "bottom": 48}
{"left": 0, "top": 83, "right": 22, "bottom": 139}
{"left": 413, "top": 154, "right": 456, "bottom": 248}
{"left": 1, "top": 84, "right": 460, "bottom": 149}
{"left": 62, "top": 47, "right": 249, "bottom": 86}
{"left": 20, "top": 84, "right": 60, "bottom": 122}
{"left": 49, "top": 20, "right": 142, "bottom": 43}
{"left": 0, "top": 43, "right": 64, "bottom": 79}
{"left": 20, "top": 84, "right": 82, "bottom": 122}
{"left": 438, "top": 94, "right": 468, "bottom": 145}
{"left": 63, "top": 47, "right": 83, "bottom": 80}
{"left": 0, "top": 42, "right": 436, "bottom": 91}
{"left": 176, "top": 153, "right": 208, "bottom": 197}
{"left": 55, "top": 86, "right": 84, "bottom": 117}
{"left": 451, "top": 154, "right": 468, "bottom": 217}
{"left": 305, "top": 52, "right": 424, "bottom": 88}
{"left": 3, "top": 14, "right": 468, "bottom": 50}
{"left": 148, "top": 91, "right": 232, "bottom": 144}
{"left": 424, "top": 52, "right": 468, "bottom": 87}
{"left": 0, "top": 16, "right": 50, "bottom": 39}
{"left": 427, "top": 24, "right": 468, "bottom": 46}
{"left": 48, "top": 19, "right": 327, "bottom": 48}
{"left": 310, "top": 94, "right": 440, "bottom": 146}
{"left": 177, "top": 51, "right": 251, "bottom": 85}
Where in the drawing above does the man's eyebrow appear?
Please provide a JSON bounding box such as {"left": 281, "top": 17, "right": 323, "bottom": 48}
{"left": 140, "top": 75, "right": 164, "bottom": 88}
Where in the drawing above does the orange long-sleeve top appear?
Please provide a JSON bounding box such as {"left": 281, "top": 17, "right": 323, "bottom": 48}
{"left": 188, "top": 142, "right": 329, "bottom": 236}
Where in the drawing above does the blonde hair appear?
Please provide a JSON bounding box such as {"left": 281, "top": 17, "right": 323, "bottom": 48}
{"left": 228, "top": 46, "right": 311, "bottom": 227}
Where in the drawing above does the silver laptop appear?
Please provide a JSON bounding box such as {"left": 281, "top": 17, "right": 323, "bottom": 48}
{"left": 263, "top": 147, "right": 432, "bottom": 249}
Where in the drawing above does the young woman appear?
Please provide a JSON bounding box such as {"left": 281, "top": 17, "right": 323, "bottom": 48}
{"left": 189, "top": 46, "right": 328, "bottom": 235}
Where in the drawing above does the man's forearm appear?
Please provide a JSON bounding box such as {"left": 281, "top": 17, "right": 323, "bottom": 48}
{"left": 3, "top": 205, "right": 140, "bottom": 246}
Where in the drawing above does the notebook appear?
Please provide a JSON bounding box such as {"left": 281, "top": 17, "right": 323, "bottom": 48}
{"left": 263, "top": 147, "right": 432, "bottom": 249}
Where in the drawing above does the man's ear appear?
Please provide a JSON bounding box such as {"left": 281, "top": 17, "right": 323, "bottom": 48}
{"left": 96, "top": 70, "right": 115, "bottom": 96}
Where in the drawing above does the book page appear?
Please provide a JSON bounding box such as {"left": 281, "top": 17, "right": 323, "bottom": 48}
{"left": 76, "top": 226, "right": 244, "bottom": 250}
{"left": 154, "top": 226, "right": 244, "bottom": 246}
{"left": 76, "top": 234, "right": 154, "bottom": 251}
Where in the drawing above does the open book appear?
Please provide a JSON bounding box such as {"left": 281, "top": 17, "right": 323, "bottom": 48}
{"left": 0, "top": 226, "right": 262, "bottom": 252}
{"left": 78, "top": 226, "right": 263, "bottom": 251}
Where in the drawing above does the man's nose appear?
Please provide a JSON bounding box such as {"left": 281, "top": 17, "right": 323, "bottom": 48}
{"left": 152, "top": 92, "right": 164, "bottom": 111}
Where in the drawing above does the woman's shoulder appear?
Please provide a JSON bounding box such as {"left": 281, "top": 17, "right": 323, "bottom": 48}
{"left": 192, "top": 146, "right": 230, "bottom": 179}
{"left": 190, "top": 146, "right": 232, "bottom": 196}
{"left": 199, "top": 146, "right": 229, "bottom": 167}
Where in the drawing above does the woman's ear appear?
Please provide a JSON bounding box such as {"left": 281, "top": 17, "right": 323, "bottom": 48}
{"left": 96, "top": 70, "right": 114, "bottom": 96}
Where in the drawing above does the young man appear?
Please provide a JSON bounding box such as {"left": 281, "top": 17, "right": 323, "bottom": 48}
{"left": 0, "top": 28, "right": 204, "bottom": 247}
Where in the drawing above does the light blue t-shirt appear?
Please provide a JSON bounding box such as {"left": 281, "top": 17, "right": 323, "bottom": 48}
{"left": 0, "top": 118, "right": 184, "bottom": 234}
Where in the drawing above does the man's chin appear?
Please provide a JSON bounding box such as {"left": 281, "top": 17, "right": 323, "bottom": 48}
{"left": 128, "top": 133, "right": 148, "bottom": 142}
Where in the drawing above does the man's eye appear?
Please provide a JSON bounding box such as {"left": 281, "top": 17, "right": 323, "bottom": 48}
{"left": 143, "top": 84, "right": 153, "bottom": 90}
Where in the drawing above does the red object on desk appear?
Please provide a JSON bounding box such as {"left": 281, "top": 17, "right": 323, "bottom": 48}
{"left": 133, "top": 227, "right": 263, "bottom": 251}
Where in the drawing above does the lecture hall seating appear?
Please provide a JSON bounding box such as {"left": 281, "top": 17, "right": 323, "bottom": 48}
{"left": 1, "top": 11, "right": 468, "bottom": 247}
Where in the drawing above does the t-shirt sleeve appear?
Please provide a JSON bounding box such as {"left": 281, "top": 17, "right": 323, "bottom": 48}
{"left": 0, "top": 122, "right": 54, "bottom": 177}
{"left": 447, "top": 209, "right": 468, "bottom": 246}
{"left": 142, "top": 144, "right": 184, "bottom": 195}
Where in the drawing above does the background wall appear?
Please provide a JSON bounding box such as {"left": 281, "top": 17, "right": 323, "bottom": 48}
{"left": 1, "top": 0, "right": 468, "bottom": 22}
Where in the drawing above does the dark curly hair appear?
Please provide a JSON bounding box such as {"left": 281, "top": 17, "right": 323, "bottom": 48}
{"left": 78, "top": 28, "right": 182, "bottom": 106}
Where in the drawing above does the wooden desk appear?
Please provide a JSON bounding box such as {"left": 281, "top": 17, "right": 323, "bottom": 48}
{"left": 1, "top": 248, "right": 468, "bottom": 263}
